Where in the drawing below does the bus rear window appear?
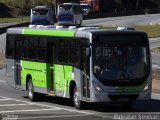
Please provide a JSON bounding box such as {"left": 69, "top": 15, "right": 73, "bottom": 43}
{"left": 32, "top": 9, "right": 49, "bottom": 15}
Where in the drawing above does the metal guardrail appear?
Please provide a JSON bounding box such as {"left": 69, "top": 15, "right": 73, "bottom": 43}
{"left": 0, "top": 22, "right": 30, "bottom": 35}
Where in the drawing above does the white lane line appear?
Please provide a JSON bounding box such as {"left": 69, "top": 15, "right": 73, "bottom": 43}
{"left": 0, "top": 95, "right": 93, "bottom": 115}
{"left": 152, "top": 93, "right": 160, "bottom": 96}
{"left": 152, "top": 65, "right": 160, "bottom": 69}
{"left": 0, "top": 108, "right": 60, "bottom": 113}
{"left": 0, "top": 104, "right": 31, "bottom": 107}
{"left": 151, "top": 45, "right": 160, "bottom": 49}
{"left": 151, "top": 52, "right": 160, "bottom": 56}
{"left": 0, "top": 80, "right": 6, "bottom": 83}
{"left": 0, "top": 98, "right": 11, "bottom": 101}
{"left": 19, "top": 114, "right": 91, "bottom": 120}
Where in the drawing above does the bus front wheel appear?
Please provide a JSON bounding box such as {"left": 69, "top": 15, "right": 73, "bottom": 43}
{"left": 27, "top": 79, "right": 38, "bottom": 101}
{"left": 73, "top": 85, "right": 82, "bottom": 109}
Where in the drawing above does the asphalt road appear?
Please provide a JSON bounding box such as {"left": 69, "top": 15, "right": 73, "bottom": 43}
{"left": 83, "top": 13, "right": 160, "bottom": 27}
{"left": 0, "top": 71, "right": 160, "bottom": 120}
{"left": 149, "top": 38, "right": 160, "bottom": 70}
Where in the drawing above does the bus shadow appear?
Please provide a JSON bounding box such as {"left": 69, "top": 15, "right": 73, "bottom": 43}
{"left": 82, "top": 99, "right": 160, "bottom": 112}
{"left": 24, "top": 94, "right": 160, "bottom": 112}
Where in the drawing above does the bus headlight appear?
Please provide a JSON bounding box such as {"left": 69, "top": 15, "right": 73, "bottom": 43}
{"left": 93, "top": 81, "right": 103, "bottom": 92}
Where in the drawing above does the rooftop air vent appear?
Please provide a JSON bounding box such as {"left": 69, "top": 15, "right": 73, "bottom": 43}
{"left": 56, "top": 26, "right": 64, "bottom": 29}
{"left": 78, "top": 27, "right": 99, "bottom": 31}
{"left": 29, "top": 25, "right": 36, "bottom": 28}
{"left": 69, "top": 26, "right": 77, "bottom": 30}
{"left": 36, "top": 25, "right": 45, "bottom": 28}
{"left": 117, "top": 27, "right": 135, "bottom": 30}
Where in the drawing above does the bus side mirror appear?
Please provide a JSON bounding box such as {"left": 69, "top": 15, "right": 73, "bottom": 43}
{"left": 86, "top": 48, "right": 91, "bottom": 57}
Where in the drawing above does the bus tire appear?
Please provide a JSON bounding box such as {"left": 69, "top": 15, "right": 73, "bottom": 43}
{"left": 27, "top": 79, "right": 38, "bottom": 101}
{"left": 121, "top": 102, "right": 133, "bottom": 110}
{"left": 73, "top": 85, "right": 82, "bottom": 109}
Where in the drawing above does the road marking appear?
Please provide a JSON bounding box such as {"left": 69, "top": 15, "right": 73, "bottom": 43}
{"left": 151, "top": 52, "right": 160, "bottom": 56}
{"left": 0, "top": 104, "right": 31, "bottom": 107}
{"left": 0, "top": 95, "right": 113, "bottom": 119}
{"left": 0, "top": 108, "right": 60, "bottom": 113}
{"left": 152, "top": 64, "right": 160, "bottom": 70}
{"left": 0, "top": 80, "right": 6, "bottom": 83}
{"left": 152, "top": 93, "right": 160, "bottom": 96}
{"left": 19, "top": 114, "right": 91, "bottom": 120}
{"left": 151, "top": 45, "right": 160, "bottom": 49}
{"left": 0, "top": 95, "right": 93, "bottom": 115}
{"left": 0, "top": 98, "right": 11, "bottom": 101}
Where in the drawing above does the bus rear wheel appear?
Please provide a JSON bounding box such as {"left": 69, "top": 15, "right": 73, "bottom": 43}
{"left": 27, "top": 79, "right": 38, "bottom": 101}
{"left": 73, "top": 85, "right": 82, "bottom": 109}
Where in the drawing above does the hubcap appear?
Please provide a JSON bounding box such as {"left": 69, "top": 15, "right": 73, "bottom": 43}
{"left": 74, "top": 88, "right": 79, "bottom": 106}
{"left": 28, "top": 82, "right": 33, "bottom": 99}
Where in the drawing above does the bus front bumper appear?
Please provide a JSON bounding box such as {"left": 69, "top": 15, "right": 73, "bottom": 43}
{"left": 91, "top": 89, "right": 151, "bottom": 102}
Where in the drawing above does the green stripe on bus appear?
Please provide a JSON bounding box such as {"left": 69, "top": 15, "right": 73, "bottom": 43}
{"left": 22, "top": 29, "right": 75, "bottom": 37}
{"left": 21, "top": 60, "right": 73, "bottom": 92}
{"left": 21, "top": 60, "right": 47, "bottom": 88}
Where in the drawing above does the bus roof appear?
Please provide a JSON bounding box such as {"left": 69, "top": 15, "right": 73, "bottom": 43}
{"left": 7, "top": 26, "right": 147, "bottom": 39}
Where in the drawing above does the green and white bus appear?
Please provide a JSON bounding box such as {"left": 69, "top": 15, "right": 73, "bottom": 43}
{"left": 5, "top": 26, "right": 152, "bottom": 109}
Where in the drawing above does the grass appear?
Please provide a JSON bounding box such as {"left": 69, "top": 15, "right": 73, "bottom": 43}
{"left": 134, "top": 25, "right": 160, "bottom": 38}
{"left": 0, "top": 16, "right": 30, "bottom": 23}
{"left": 101, "top": 25, "right": 160, "bottom": 38}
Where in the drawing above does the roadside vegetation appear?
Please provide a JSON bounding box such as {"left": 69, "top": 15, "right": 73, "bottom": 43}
{"left": 134, "top": 25, "right": 160, "bottom": 38}
{"left": 0, "top": 17, "right": 29, "bottom": 23}
{"left": 1, "top": 0, "right": 160, "bottom": 19}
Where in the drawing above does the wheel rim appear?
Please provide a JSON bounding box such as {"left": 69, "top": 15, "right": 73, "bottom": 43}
{"left": 28, "top": 81, "right": 33, "bottom": 99}
{"left": 73, "top": 87, "right": 79, "bottom": 107}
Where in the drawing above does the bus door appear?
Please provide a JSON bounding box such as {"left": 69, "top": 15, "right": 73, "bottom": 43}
{"left": 14, "top": 40, "right": 22, "bottom": 86}
{"left": 48, "top": 44, "right": 55, "bottom": 92}
{"left": 82, "top": 47, "right": 90, "bottom": 100}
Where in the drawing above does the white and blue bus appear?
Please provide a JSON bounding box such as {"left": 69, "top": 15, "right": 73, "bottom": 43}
{"left": 57, "top": 3, "right": 83, "bottom": 26}
{"left": 31, "top": 6, "right": 55, "bottom": 25}
{"left": 5, "top": 26, "right": 152, "bottom": 109}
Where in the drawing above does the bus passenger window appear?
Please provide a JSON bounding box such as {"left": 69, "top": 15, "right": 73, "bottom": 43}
{"left": 38, "top": 37, "right": 46, "bottom": 61}
{"left": 6, "top": 35, "right": 14, "bottom": 58}
{"left": 58, "top": 39, "right": 69, "bottom": 63}
{"left": 22, "top": 37, "right": 28, "bottom": 59}
{"left": 69, "top": 40, "right": 80, "bottom": 66}
{"left": 28, "top": 37, "right": 37, "bottom": 60}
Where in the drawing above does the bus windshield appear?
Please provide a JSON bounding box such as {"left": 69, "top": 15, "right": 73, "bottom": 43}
{"left": 32, "top": 9, "right": 49, "bottom": 15}
{"left": 59, "top": 5, "right": 72, "bottom": 11}
{"left": 92, "top": 35, "right": 150, "bottom": 81}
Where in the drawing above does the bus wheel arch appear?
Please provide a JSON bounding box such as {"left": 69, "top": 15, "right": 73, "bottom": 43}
{"left": 26, "top": 74, "right": 32, "bottom": 90}
{"left": 69, "top": 80, "right": 76, "bottom": 100}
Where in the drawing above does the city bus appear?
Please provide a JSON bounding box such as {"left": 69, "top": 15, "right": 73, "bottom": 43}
{"left": 57, "top": 3, "right": 83, "bottom": 26}
{"left": 31, "top": 6, "right": 55, "bottom": 25}
{"left": 5, "top": 26, "right": 152, "bottom": 109}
